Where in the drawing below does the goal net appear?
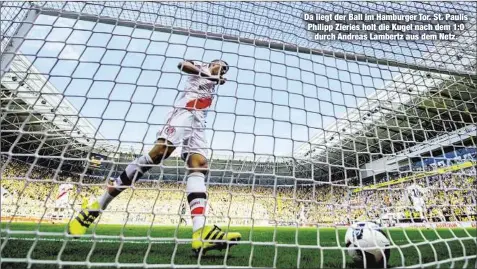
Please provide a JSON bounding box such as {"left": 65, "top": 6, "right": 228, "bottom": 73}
{"left": 1, "top": 1, "right": 476, "bottom": 268}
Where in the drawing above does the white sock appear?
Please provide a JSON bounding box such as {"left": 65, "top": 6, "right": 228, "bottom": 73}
{"left": 192, "top": 216, "right": 206, "bottom": 232}
{"left": 186, "top": 172, "right": 207, "bottom": 232}
{"left": 98, "top": 191, "right": 114, "bottom": 210}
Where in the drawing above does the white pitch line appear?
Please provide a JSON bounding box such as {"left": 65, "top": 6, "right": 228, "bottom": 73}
{"left": 1, "top": 237, "right": 175, "bottom": 244}
{"left": 3, "top": 237, "right": 472, "bottom": 247}
{"left": 2, "top": 237, "right": 411, "bottom": 246}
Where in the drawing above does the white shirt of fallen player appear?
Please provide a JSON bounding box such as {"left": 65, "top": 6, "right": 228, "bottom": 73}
{"left": 157, "top": 60, "right": 219, "bottom": 160}
{"left": 56, "top": 183, "right": 74, "bottom": 208}
{"left": 1, "top": 187, "right": 11, "bottom": 205}
{"left": 406, "top": 184, "right": 427, "bottom": 214}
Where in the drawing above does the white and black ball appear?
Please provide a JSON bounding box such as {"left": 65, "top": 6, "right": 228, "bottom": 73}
{"left": 345, "top": 222, "right": 391, "bottom": 268}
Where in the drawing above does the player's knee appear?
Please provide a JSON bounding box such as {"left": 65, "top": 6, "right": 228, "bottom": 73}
{"left": 187, "top": 154, "right": 208, "bottom": 174}
{"left": 149, "top": 139, "right": 175, "bottom": 163}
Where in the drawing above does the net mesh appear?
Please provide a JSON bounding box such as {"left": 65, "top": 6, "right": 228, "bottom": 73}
{"left": 1, "top": 1, "right": 476, "bottom": 268}
{"left": 31, "top": 1, "right": 477, "bottom": 74}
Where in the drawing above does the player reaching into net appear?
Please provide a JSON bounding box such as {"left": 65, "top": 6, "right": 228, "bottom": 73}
{"left": 68, "top": 59, "right": 241, "bottom": 254}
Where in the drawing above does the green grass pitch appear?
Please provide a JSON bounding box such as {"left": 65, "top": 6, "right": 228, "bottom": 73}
{"left": 1, "top": 222, "right": 476, "bottom": 268}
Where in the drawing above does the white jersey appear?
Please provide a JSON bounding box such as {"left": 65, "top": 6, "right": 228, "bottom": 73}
{"left": 1, "top": 187, "right": 11, "bottom": 204}
{"left": 158, "top": 61, "right": 218, "bottom": 159}
{"left": 56, "top": 183, "right": 73, "bottom": 207}
{"left": 406, "top": 184, "right": 426, "bottom": 212}
{"left": 175, "top": 61, "right": 216, "bottom": 118}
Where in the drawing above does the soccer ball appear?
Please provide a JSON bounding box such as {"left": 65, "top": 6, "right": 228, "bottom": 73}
{"left": 345, "top": 222, "right": 391, "bottom": 268}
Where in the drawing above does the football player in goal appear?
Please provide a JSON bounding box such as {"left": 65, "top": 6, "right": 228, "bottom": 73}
{"left": 406, "top": 184, "right": 427, "bottom": 221}
{"left": 180, "top": 202, "right": 188, "bottom": 226}
{"left": 51, "top": 182, "right": 74, "bottom": 223}
{"left": 68, "top": 59, "right": 241, "bottom": 254}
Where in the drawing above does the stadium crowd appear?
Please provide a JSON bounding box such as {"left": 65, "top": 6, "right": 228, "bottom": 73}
{"left": 1, "top": 158, "right": 476, "bottom": 226}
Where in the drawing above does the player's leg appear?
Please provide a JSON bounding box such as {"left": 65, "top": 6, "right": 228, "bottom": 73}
{"left": 185, "top": 152, "right": 208, "bottom": 231}
{"left": 182, "top": 127, "right": 241, "bottom": 254}
{"left": 98, "top": 138, "right": 176, "bottom": 206}
{"left": 69, "top": 110, "right": 188, "bottom": 236}
{"left": 68, "top": 138, "right": 176, "bottom": 235}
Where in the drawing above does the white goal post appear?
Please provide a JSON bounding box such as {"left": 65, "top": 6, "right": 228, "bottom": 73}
{"left": 1, "top": 1, "right": 476, "bottom": 268}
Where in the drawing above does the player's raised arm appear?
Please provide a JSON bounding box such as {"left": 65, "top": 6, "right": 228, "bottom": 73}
{"left": 177, "top": 60, "right": 227, "bottom": 85}
{"left": 177, "top": 60, "right": 203, "bottom": 75}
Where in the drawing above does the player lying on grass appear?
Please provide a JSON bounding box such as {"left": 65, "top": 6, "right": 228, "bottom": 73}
{"left": 68, "top": 59, "right": 241, "bottom": 254}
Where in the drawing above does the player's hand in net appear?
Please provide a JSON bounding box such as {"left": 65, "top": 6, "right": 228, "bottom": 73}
{"left": 178, "top": 60, "right": 227, "bottom": 85}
